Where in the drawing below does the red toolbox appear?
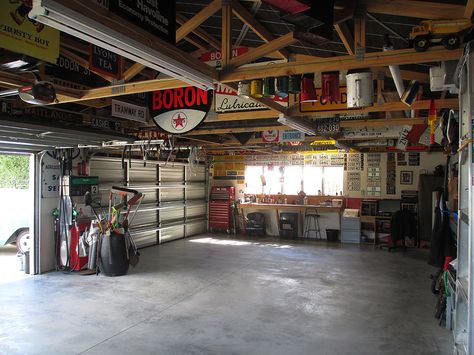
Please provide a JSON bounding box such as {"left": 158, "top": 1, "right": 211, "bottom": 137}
{"left": 209, "top": 187, "right": 235, "bottom": 232}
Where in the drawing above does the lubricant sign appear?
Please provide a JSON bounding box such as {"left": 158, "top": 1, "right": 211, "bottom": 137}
{"left": 150, "top": 87, "right": 213, "bottom": 134}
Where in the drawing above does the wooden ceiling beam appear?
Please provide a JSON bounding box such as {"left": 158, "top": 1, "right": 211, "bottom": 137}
{"left": 464, "top": 0, "right": 474, "bottom": 19}
{"left": 334, "top": 22, "right": 354, "bottom": 55}
{"left": 231, "top": 0, "right": 289, "bottom": 60}
{"left": 229, "top": 32, "right": 297, "bottom": 68}
{"left": 365, "top": 0, "right": 464, "bottom": 19}
{"left": 354, "top": 12, "right": 366, "bottom": 57}
{"left": 220, "top": 47, "right": 463, "bottom": 82}
{"left": 122, "top": 63, "right": 146, "bottom": 82}
{"left": 379, "top": 67, "right": 429, "bottom": 83}
{"left": 176, "top": 0, "right": 222, "bottom": 43}
{"left": 222, "top": 2, "right": 233, "bottom": 67}
{"left": 176, "top": 13, "right": 221, "bottom": 50}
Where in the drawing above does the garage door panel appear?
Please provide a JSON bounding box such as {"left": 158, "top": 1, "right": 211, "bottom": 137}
{"left": 160, "top": 166, "right": 184, "bottom": 182}
{"left": 186, "top": 220, "right": 207, "bottom": 237}
{"left": 159, "top": 225, "right": 185, "bottom": 243}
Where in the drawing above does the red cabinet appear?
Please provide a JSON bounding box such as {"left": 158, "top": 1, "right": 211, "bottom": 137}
{"left": 209, "top": 187, "right": 235, "bottom": 232}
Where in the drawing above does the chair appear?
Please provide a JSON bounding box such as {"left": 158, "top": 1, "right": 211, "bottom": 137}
{"left": 245, "top": 212, "right": 266, "bottom": 236}
{"left": 303, "top": 208, "right": 321, "bottom": 239}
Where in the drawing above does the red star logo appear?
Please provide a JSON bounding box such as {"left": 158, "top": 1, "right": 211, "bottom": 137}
{"left": 171, "top": 112, "right": 187, "bottom": 130}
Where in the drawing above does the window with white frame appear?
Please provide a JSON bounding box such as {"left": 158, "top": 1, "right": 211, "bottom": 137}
{"left": 244, "top": 165, "right": 344, "bottom": 195}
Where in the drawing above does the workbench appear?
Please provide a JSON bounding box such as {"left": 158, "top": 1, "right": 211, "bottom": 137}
{"left": 239, "top": 203, "right": 342, "bottom": 238}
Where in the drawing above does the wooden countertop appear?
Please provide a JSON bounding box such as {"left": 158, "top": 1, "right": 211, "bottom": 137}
{"left": 239, "top": 203, "right": 342, "bottom": 213}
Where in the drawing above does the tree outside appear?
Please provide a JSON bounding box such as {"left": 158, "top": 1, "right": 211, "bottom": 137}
{"left": 0, "top": 154, "right": 29, "bottom": 189}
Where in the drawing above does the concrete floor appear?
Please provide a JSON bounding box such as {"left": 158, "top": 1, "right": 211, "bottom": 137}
{"left": 0, "top": 234, "right": 452, "bottom": 355}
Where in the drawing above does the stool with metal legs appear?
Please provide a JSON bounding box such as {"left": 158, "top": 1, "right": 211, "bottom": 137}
{"left": 303, "top": 207, "right": 321, "bottom": 239}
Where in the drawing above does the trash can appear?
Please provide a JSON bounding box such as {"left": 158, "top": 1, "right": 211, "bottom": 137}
{"left": 326, "top": 229, "right": 339, "bottom": 242}
{"left": 100, "top": 232, "right": 129, "bottom": 276}
{"left": 279, "top": 213, "right": 298, "bottom": 238}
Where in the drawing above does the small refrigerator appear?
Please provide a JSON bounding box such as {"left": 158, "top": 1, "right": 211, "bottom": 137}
{"left": 341, "top": 209, "right": 361, "bottom": 244}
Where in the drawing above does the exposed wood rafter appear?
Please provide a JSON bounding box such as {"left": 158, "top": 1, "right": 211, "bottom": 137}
{"left": 464, "top": 0, "right": 474, "bottom": 19}
{"left": 365, "top": 0, "right": 464, "bottom": 19}
{"left": 221, "top": 1, "right": 233, "bottom": 67}
{"left": 176, "top": 13, "right": 221, "bottom": 50}
{"left": 230, "top": 32, "right": 297, "bottom": 68}
{"left": 334, "top": 22, "right": 354, "bottom": 55}
{"left": 175, "top": 0, "right": 221, "bottom": 42}
{"left": 231, "top": 0, "right": 289, "bottom": 60}
{"left": 220, "top": 47, "right": 463, "bottom": 82}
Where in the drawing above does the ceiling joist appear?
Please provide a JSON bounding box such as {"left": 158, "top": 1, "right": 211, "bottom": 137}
{"left": 221, "top": 2, "right": 233, "bottom": 67}
{"left": 176, "top": 13, "right": 221, "bottom": 50}
{"left": 175, "top": 0, "right": 222, "bottom": 43}
{"left": 334, "top": 22, "right": 354, "bottom": 55}
{"left": 231, "top": 0, "right": 289, "bottom": 60}
{"left": 365, "top": 0, "right": 464, "bottom": 19}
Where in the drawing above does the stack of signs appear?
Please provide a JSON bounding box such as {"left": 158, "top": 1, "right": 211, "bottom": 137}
{"left": 150, "top": 87, "right": 213, "bottom": 134}
{"left": 386, "top": 152, "right": 396, "bottom": 195}
{"left": 367, "top": 153, "right": 381, "bottom": 197}
{"left": 347, "top": 172, "right": 361, "bottom": 192}
{"left": 344, "top": 154, "right": 364, "bottom": 171}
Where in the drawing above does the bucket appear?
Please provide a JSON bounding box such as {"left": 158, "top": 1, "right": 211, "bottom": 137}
{"left": 326, "top": 229, "right": 339, "bottom": 242}
{"left": 100, "top": 232, "right": 129, "bottom": 276}
{"left": 346, "top": 71, "right": 373, "bottom": 108}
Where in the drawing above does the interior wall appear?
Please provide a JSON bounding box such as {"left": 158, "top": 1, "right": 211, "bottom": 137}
{"left": 210, "top": 151, "right": 446, "bottom": 201}
{"left": 344, "top": 151, "right": 445, "bottom": 199}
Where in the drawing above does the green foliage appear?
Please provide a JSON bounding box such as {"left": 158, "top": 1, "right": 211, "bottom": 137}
{"left": 0, "top": 154, "right": 29, "bottom": 189}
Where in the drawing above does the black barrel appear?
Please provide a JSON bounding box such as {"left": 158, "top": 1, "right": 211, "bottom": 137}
{"left": 100, "top": 232, "right": 129, "bottom": 276}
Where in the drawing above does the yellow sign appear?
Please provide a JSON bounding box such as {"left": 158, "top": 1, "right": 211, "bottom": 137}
{"left": 0, "top": 1, "right": 59, "bottom": 63}
{"left": 310, "top": 139, "right": 336, "bottom": 146}
{"left": 300, "top": 87, "right": 353, "bottom": 112}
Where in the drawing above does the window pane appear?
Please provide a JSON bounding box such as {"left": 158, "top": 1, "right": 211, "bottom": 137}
{"left": 263, "top": 166, "right": 281, "bottom": 194}
{"left": 245, "top": 166, "right": 263, "bottom": 194}
{"left": 283, "top": 166, "right": 303, "bottom": 195}
{"left": 323, "top": 167, "right": 344, "bottom": 195}
{"left": 303, "top": 166, "right": 323, "bottom": 195}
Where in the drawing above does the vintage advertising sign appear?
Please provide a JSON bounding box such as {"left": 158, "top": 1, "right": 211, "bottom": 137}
{"left": 300, "top": 87, "right": 352, "bottom": 112}
{"left": 112, "top": 99, "right": 148, "bottom": 122}
{"left": 343, "top": 126, "right": 403, "bottom": 140}
{"left": 262, "top": 130, "right": 280, "bottom": 142}
{"left": 89, "top": 45, "right": 122, "bottom": 79}
{"left": 201, "top": 47, "right": 248, "bottom": 68}
{"left": 150, "top": 87, "right": 213, "bottom": 134}
{"left": 262, "top": 130, "right": 305, "bottom": 143}
{"left": 0, "top": 1, "right": 59, "bottom": 63}
{"left": 280, "top": 130, "right": 305, "bottom": 142}
{"left": 108, "top": 1, "right": 176, "bottom": 43}
{"left": 214, "top": 84, "right": 288, "bottom": 113}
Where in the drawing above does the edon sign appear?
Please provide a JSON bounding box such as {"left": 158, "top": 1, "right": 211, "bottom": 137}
{"left": 150, "top": 87, "right": 213, "bottom": 134}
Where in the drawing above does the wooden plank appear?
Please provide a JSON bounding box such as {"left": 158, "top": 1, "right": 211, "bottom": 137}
{"left": 365, "top": 0, "right": 464, "bottom": 19}
{"left": 122, "top": 63, "right": 146, "bottom": 81}
{"left": 464, "top": 0, "right": 474, "bottom": 19}
{"left": 340, "top": 117, "right": 425, "bottom": 128}
{"left": 334, "top": 23, "right": 354, "bottom": 55}
{"left": 176, "top": 0, "right": 221, "bottom": 42}
{"left": 216, "top": 110, "right": 279, "bottom": 122}
{"left": 176, "top": 13, "right": 221, "bottom": 50}
{"left": 185, "top": 125, "right": 288, "bottom": 136}
{"left": 380, "top": 67, "right": 429, "bottom": 83}
{"left": 231, "top": 0, "right": 288, "bottom": 60}
{"left": 230, "top": 32, "right": 297, "bottom": 68}
{"left": 354, "top": 12, "right": 366, "bottom": 56}
{"left": 221, "top": 2, "right": 232, "bottom": 67}
{"left": 220, "top": 47, "right": 463, "bottom": 82}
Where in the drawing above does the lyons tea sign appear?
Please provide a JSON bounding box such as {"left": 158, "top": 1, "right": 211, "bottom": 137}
{"left": 150, "top": 87, "right": 213, "bottom": 134}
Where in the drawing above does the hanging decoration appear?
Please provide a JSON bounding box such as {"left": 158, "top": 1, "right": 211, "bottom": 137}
{"left": 321, "top": 71, "right": 340, "bottom": 103}
{"left": 300, "top": 73, "right": 317, "bottom": 103}
{"left": 276, "top": 76, "right": 289, "bottom": 98}
{"left": 428, "top": 99, "right": 437, "bottom": 145}
{"left": 263, "top": 77, "right": 275, "bottom": 98}
{"left": 250, "top": 79, "right": 263, "bottom": 98}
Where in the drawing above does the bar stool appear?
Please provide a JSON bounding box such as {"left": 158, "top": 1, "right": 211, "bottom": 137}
{"left": 303, "top": 207, "right": 321, "bottom": 239}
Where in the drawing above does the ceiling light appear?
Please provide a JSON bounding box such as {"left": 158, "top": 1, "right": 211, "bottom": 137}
{"left": 277, "top": 114, "right": 316, "bottom": 136}
{"left": 29, "top": 0, "right": 215, "bottom": 90}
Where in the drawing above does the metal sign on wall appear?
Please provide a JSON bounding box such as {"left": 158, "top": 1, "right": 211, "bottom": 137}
{"left": 112, "top": 99, "right": 148, "bottom": 123}
{"left": 0, "top": 2, "right": 59, "bottom": 63}
{"left": 107, "top": 1, "right": 176, "bottom": 43}
{"left": 89, "top": 45, "right": 122, "bottom": 79}
{"left": 150, "top": 87, "right": 213, "bottom": 134}
{"left": 300, "top": 87, "right": 352, "bottom": 112}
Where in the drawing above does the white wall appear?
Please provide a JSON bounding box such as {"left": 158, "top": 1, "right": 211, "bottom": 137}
{"left": 344, "top": 151, "right": 445, "bottom": 199}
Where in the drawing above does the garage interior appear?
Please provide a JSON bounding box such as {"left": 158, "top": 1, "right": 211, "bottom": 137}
{"left": 0, "top": 0, "right": 472, "bottom": 354}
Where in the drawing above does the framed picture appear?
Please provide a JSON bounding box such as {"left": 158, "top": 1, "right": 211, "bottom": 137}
{"left": 400, "top": 171, "right": 413, "bottom": 185}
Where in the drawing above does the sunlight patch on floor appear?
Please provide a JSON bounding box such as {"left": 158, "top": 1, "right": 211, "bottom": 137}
{"left": 189, "top": 237, "right": 293, "bottom": 249}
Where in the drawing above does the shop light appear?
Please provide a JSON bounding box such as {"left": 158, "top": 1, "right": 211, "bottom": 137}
{"left": 277, "top": 114, "right": 316, "bottom": 136}
{"left": 29, "top": 0, "right": 215, "bottom": 90}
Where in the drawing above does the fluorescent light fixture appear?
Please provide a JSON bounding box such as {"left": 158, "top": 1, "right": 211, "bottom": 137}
{"left": 29, "top": 0, "right": 215, "bottom": 90}
{"left": 277, "top": 114, "right": 316, "bottom": 136}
